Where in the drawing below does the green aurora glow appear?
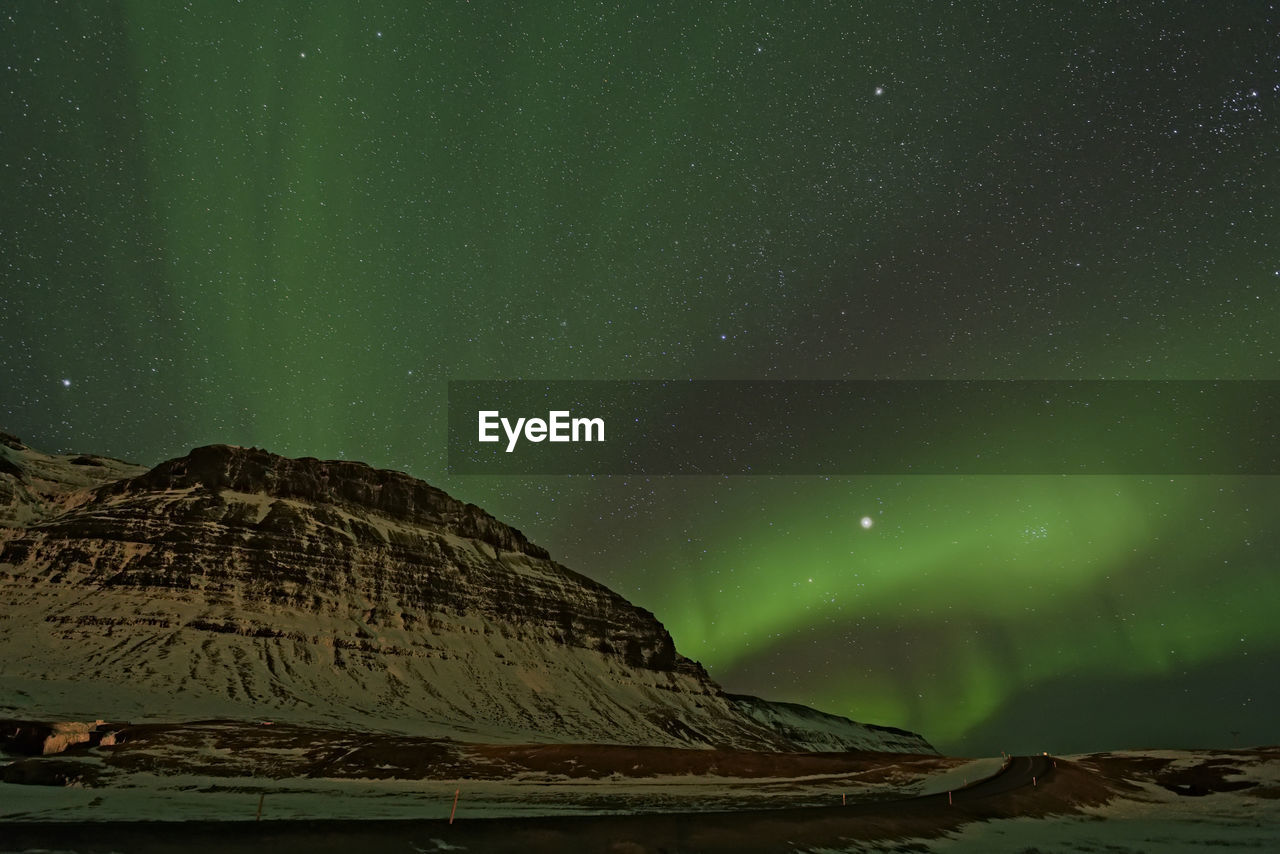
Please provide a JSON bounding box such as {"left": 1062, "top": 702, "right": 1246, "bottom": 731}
{"left": 4, "top": 2, "right": 1278, "bottom": 753}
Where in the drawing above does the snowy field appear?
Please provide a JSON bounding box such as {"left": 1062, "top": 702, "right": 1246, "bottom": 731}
{"left": 904, "top": 748, "right": 1280, "bottom": 854}
{"left": 1, "top": 751, "right": 994, "bottom": 822}
{"left": 3, "top": 730, "right": 1277, "bottom": 853}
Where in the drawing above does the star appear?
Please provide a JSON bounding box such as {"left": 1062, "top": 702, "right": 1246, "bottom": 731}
{"left": 860, "top": 516, "right": 874, "bottom": 529}
{"left": 874, "top": 86, "right": 884, "bottom": 96}
{"left": 61, "top": 378, "right": 72, "bottom": 388}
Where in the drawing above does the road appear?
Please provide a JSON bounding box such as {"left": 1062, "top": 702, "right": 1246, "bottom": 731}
{"left": 3, "top": 756, "right": 1058, "bottom": 853}
{"left": 952, "top": 753, "right": 1054, "bottom": 800}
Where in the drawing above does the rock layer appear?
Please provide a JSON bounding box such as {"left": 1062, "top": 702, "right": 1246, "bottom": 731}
{"left": 0, "top": 438, "right": 934, "bottom": 754}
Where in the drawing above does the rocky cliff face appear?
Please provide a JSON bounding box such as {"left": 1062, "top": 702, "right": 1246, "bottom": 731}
{"left": 0, "top": 437, "right": 935, "bottom": 754}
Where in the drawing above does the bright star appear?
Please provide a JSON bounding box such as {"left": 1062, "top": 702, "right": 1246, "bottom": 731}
{"left": 874, "top": 86, "right": 884, "bottom": 96}
{"left": 860, "top": 516, "right": 874, "bottom": 529}
{"left": 61, "top": 378, "right": 72, "bottom": 387}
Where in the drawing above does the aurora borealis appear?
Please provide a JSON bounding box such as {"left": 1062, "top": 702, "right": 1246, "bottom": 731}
{"left": 3, "top": 3, "right": 1278, "bottom": 754}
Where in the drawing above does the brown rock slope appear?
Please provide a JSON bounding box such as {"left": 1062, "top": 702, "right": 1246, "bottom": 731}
{"left": 0, "top": 438, "right": 933, "bottom": 754}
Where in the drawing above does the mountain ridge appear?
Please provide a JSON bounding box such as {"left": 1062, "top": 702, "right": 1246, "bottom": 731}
{"left": 0, "top": 434, "right": 935, "bottom": 755}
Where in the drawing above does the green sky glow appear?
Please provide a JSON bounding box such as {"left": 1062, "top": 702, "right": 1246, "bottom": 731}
{"left": 4, "top": 2, "right": 1277, "bottom": 753}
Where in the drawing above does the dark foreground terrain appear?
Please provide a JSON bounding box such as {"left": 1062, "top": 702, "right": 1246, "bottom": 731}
{"left": 4, "top": 755, "right": 1061, "bottom": 853}
{"left": 6, "top": 746, "right": 1280, "bottom": 853}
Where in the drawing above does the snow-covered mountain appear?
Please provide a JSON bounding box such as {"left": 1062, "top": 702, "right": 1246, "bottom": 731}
{"left": 0, "top": 432, "right": 147, "bottom": 528}
{"left": 0, "top": 435, "right": 934, "bottom": 754}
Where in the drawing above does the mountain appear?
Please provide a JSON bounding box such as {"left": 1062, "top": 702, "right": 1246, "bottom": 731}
{"left": 0, "top": 431, "right": 147, "bottom": 528}
{"left": 0, "top": 435, "right": 934, "bottom": 754}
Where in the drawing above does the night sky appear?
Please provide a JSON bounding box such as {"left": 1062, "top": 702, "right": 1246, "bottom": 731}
{"left": 4, "top": 2, "right": 1278, "bottom": 756}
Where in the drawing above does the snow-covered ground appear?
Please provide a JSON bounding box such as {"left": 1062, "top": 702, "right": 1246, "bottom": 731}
{"left": 2, "top": 745, "right": 1276, "bottom": 853}
{"left": 912, "top": 756, "right": 1004, "bottom": 796}
{"left": 922, "top": 802, "right": 1280, "bottom": 854}
{"left": 900, "top": 748, "right": 1280, "bottom": 853}
{"left": 0, "top": 718, "right": 965, "bottom": 821}
{"left": 0, "top": 758, "right": 965, "bottom": 822}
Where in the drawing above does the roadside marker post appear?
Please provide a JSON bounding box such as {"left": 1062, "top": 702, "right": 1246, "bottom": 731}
{"left": 256, "top": 793, "right": 264, "bottom": 821}
{"left": 948, "top": 791, "right": 952, "bottom": 805}
{"left": 449, "top": 787, "right": 460, "bottom": 824}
